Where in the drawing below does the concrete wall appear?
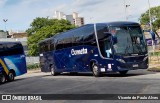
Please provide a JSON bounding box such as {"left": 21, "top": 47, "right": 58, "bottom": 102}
{"left": 0, "top": 32, "right": 8, "bottom": 38}
{"left": 26, "top": 57, "right": 39, "bottom": 64}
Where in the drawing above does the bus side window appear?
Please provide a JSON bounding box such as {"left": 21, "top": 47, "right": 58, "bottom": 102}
{"left": 83, "top": 25, "right": 95, "bottom": 46}
{"left": 0, "top": 44, "right": 6, "bottom": 56}
{"left": 6, "top": 43, "right": 24, "bottom": 56}
{"left": 63, "top": 37, "right": 72, "bottom": 49}
{"left": 50, "top": 43, "right": 55, "bottom": 51}
{"left": 40, "top": 43, "right": 45, "bottom": 53}
{"left": 72, "top": 35, "right": 75, "bottom": 47}
{"left": 104, "top": 37, "right": 112, "bottom": 58}
{"left": 81, "top": 35, "right": 84, "bottom": 45}
{"left": 96, "top": 25, "right": 113, "bottom": 58}
{"left": 56, "top": 39, "right": 65, "bottom": 50}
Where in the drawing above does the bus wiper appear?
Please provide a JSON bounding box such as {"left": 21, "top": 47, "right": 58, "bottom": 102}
{"left": 135, "top": 43, "right": 143, "bottom": 53}
{"left": 125, "top": 45, "right": 130, "bottom": 55}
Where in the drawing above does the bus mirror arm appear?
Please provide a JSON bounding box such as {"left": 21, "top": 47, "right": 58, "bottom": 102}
{"left": 91, "top": 41, "right": 96, "bottom": 44}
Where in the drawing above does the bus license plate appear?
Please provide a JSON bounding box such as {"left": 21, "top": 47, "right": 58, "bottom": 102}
{"left": 133, "top": 64, "right": 138, "bottom": 67}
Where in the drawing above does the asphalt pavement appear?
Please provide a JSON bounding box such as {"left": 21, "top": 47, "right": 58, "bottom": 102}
{"left": 1, "top": 70, "right": 160, "bottom": 103}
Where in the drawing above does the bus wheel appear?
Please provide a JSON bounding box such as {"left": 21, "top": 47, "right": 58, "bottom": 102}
{"left": 51, "top": 66, "right": 57, "bottom": 76}
{"left": 0, "top": 73, "right": 6, "bottom": 83}
{"left": 92, "top": 63, "right": 101, "bottom": 77}
{"left": 7, "top": 71, "right": 15, "bottom": 82}
{"left": 119, "top": 70, "right": 128, "bottom": 75}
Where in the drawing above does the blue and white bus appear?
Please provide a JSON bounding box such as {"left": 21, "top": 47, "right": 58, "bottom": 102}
{"left": 38, "top": 22, "right": 148, "bottom": 77}
{"left": 0, "top": 42, "right": 27, "bottom": 83}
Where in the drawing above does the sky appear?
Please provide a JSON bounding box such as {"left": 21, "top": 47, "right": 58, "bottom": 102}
{"left": 0, "top": 0, "right": 160, "bottom": 32}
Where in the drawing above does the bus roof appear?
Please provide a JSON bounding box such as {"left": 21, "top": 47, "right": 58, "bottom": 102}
{"left": 97, "top": 21, "right": 140, "bottom": 26}
{"left": 38, "top": 21, "right": 140, "bottom": 44}
{"left": 0, "top": 41, "right": 21, "bottom": 44}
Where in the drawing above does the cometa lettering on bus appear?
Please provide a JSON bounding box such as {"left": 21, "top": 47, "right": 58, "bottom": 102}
{"left": 71, "top": 48, "right": 88, "bottom": 55}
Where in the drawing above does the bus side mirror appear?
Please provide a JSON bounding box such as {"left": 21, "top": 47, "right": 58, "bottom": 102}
{"left": 103, "top": 32, "right": 117, "bottom": 44}
{"left": 103, "top": 32, "right": 112, "bottom": 39}
{"left": 112, "top": 36, "right": 117, "bottom": 44}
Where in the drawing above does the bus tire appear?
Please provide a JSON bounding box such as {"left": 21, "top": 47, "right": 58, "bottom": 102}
{"left": 0, "top": 72, "right": 6, "bottom": 83}
{"left": 7, "top": 71, "right": 15, "bottom": 82}
{"left": 92, "top": 63, "right": 101, "bottom": 77}
{"left": 51, "top": 65, "right": 58, "bottom": 76}
{"left": 119, "top": 70, "right": 128, "bottom": 75}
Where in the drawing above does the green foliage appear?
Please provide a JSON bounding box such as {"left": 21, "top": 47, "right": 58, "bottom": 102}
{"left": 140, "top": 6, "right": 160, "bottom": 31}
{"left": 27, "top": 63, "right": 40, "bottom": 70}
{"left": 0, "top": 30, "right": 4, "bottom": 32}
{"left": 149, "top": 51, "right": 160, "bottom": 56}
{"left": 26, "top": 17, "right": 75, "bottom": 56}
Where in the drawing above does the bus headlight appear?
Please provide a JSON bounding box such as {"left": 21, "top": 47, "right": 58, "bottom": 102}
{"left": 143, "top": 56, "right": 148, "bottom": 61}
{"left": 116, "top": 59, "right": 125, "bottom": 63}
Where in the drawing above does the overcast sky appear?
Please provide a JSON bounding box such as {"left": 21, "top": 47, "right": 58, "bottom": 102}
{"left": 0, "top": 0, "right": 160, "bottom": 31}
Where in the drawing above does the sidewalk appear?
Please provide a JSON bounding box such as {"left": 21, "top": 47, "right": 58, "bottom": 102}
{"left": 27, "top": 69, "right": 41, "bottom": 73}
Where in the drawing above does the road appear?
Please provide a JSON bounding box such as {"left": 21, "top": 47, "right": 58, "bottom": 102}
{"left": 1, "top": 70, "right": 160, "bottom": 103}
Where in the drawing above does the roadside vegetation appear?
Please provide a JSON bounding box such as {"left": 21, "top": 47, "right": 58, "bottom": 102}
{"left": 140, "top": 6, "right": 160, "bottom": 71}
{"left": 26, "top": 17, "right": 76, "bottom": 56}
{"left": 27, "top": 63, "right": 40, "bottom": 70}
{"left": 148, "top": 51, "right": 160, "bottom": 71}
{"left": 140, "top": 6, "right": 160, "bottom": 32}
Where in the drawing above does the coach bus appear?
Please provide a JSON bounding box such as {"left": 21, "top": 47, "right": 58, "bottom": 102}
{"left": 0, "top": 42, "right": 27, "bottom": 83}
{"left": 38, "top": 22, "right": 148, "bottom": 77}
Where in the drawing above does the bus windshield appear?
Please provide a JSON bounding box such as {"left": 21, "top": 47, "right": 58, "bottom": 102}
{"left": 109, "top": 26, "right": 147, "bottom": 55}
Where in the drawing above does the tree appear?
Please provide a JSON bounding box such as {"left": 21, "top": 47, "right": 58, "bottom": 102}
{"left": 26, "top": 17, "right": 75, "bottom": 56}
{"left": 0, "top": 30, "right": 4, "bottom": 32}
{"left": 140, "top": 6, "right": 160, "bottom": 31}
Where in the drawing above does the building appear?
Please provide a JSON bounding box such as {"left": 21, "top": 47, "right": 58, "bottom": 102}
{"left": 54, "top": 11, "right": 85, "bottom": 27}
{"left": 64, "top": 15, "right": 74, "bottom": 25}
{"left": 54, "top": 11, "right": 75, "bottom": 24}
{"left": 0, "top": 31, "right": 8, "bottom": 38}
{"left": 11, "top": 32, "right": 28, "bottom": 38}
{"left": 55, "top": 11, "right": 65, "bottom": 20}
{"left": 72, "top": 12, "right": 84, "bottom": 27}
{"left": 72, "top": 12, "right": 78, "bottom": 19}
{"left": 74, "top": 17, "right": 84, "bottom": 27}
{"left": 157, "top": 29, "right": 160, "bottom": 35}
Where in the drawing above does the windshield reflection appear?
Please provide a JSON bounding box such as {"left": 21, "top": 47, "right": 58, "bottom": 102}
{"left": 109, "top": 26, "right": 147, "bottom": 55}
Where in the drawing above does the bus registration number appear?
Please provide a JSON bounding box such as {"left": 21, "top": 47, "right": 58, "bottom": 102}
{"left": 133, "top": 64, "right": 138, "bottom": 67}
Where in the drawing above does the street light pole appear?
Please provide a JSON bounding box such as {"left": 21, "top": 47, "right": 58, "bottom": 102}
{"left": 148, "top": 0, "right": 153, "bottom": 31}
{"left": 3, "top": 19, "right": 8, "bottom": 32}
{"left": 148, "top": 0, "right": 155, "bottom": 53}
{"left": 124, "top": 0, "right": 127, "bottom": 20}
{"left": 123, "top": 0, "right": 130, "bottom": 21}
{"left": 90, "top": 17, "right": 94, "bottom": 23}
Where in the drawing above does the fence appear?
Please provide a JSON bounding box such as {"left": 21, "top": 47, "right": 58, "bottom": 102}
{"left": 26, "top": 56, "right": 39, "bottom": 64}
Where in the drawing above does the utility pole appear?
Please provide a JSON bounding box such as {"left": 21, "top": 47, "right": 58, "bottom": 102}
{"left": 124, "top": 0, "right": 130, "bottom": 21}
{"left": 148, "top": 0, "right": 155, "bottom": 53}
{"left": 3, "top": 19, "right": 8, "bottom": 32}
{"left": 148, "top": 0, "right": 153, "bottom": 31}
